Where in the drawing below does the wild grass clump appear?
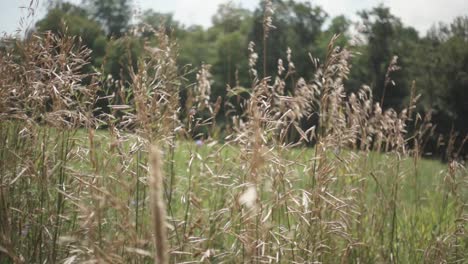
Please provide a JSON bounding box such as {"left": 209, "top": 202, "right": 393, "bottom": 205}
{"left": 0, "top": 3, "right": 467, "bottom": 263}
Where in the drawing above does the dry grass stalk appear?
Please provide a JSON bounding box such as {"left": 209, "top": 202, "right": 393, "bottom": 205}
{"left": 148, "top": 146, "right": 168, "bottom": 264}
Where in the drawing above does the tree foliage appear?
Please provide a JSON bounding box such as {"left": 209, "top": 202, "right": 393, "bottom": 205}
{"left": 33, "top": 1, "right": 468, "bottom": 144}
{"left": 82, "top": 0, "right": 132, "bottom": 37}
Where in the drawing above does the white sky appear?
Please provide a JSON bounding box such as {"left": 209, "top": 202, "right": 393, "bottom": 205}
{"left": 1, "top": 0, "right": 467, "bottom": 35}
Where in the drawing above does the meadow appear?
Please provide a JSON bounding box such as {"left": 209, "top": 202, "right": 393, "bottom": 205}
{"left": 1, "top": 120, "right": 466, "bottom": 263}
{"left": 0, "top": 3, "right": 467, "bottom": 263}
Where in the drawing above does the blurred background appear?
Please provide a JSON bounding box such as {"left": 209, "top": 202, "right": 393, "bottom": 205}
{"left": 1, "top": 0, "right": 467, "bottom": 156}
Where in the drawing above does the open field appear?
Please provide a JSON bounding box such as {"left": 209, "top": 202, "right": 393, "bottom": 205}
{"left": 1, "top": 122, "right": 466, "bottom": 263}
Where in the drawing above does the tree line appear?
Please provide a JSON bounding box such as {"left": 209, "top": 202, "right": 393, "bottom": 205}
{"left": 25, "top": 0, "right": 468, "bottom": 154}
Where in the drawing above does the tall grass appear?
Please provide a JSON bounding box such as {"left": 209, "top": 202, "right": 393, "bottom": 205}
{"left": 0, "top": 2, "right": 467, "bottom": 263}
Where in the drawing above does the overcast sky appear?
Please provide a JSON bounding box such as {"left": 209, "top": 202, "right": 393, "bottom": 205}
{"left": 1, "top": 0, "right": 467, "bottom": 36}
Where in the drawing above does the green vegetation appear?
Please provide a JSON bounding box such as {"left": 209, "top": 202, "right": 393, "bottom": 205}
{"left": 31, "top": 0, "right": 468, "bottom": 149}
{"left": 0, "top": 0, "right": 467, "bottom": 263}
{"left": 0, "top": 120, "right": 466, "bottom": 263}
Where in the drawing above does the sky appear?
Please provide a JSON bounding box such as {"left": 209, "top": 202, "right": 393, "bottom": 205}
{"left": 1, "top": 0, "right": 467, "bottom": 36}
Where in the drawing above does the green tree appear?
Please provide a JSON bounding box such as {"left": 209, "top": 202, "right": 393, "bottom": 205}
{"left": 210, "top": 4, "right": 252, "bottom": 91}
{"left": 82, "top": 0, "right": 132, "bottom": 37}
{"left": 419, "top": 17, "right": 468, "bottom": 136}
{"left": 353, "top": 5, "right": 418, "bottom": 109}
{"left": 139, "top": 10, "right": 184, "bottom": 39}
{"left": 249, "top": 0, "right": 327, "bottom": 86}
{"left": 36, "top": 2, "right": 107, "bottom": 67}
{"left": 177, "top": 26, "right": 217, "bottom": 69}
{"left": 104, "top": 37, "right": 142, "bottom": 81}
{"left": 315, "top": 15, "right": 351, "bottom": 59}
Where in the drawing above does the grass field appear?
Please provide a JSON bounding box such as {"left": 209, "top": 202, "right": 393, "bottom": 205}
{"left": 0, "top": 9, "right": 467, "bottom": 263}
{"left": 1, "top": 123, "right": 466, "bottom": 263}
